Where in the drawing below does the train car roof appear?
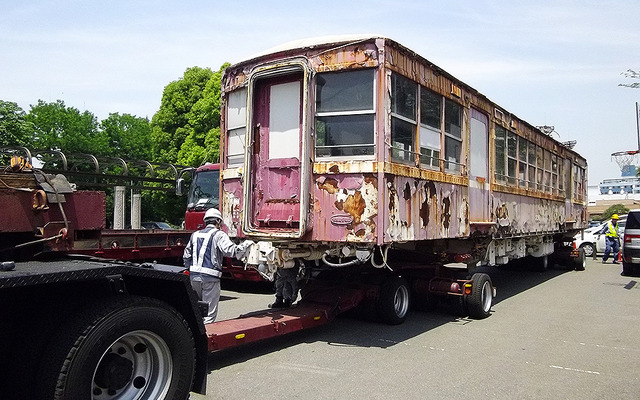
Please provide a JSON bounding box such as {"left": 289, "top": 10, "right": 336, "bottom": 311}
{"left": 247, "top": 34, "right": 385, "bottom": 59}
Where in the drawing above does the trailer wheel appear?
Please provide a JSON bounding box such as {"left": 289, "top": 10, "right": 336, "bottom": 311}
{"left": 377, "top": 276, "right": 410, "bottom": 325}
{"left": 465, "top": 273, "right": 493, "bottom": 319}
{"left": 37, "top": 296, "right": 196, "bottom": 400}
{"left": 573, "top": 248, "right": 586, "bottom": 271}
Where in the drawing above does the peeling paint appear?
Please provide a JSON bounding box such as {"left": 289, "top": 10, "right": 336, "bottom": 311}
{"left": 317, "top": 177, "right": 339, "bottom": 194}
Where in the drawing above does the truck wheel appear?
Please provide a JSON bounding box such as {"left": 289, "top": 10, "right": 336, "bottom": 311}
{"left": 574, "top": 248, "right": 586, "bottom": 271}
{"left": 38, "top": 296, "right": 196, "bottom": 400}
{"left": 377, "top": 276, "right": 410, "bottom": 325}
{"left": 466, "top": 273, "right": 493, "bottom": 319}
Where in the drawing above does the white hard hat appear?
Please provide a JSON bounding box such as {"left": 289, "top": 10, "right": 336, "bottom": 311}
{"left": 204, "top": 208, "right": 222, "bottom": 221}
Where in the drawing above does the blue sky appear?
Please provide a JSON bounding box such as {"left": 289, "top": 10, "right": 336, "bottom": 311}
{"left": 1, "top": 0, "right": 639, "bottom": 185}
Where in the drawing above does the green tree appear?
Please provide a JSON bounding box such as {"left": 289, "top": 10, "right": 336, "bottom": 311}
{"left": 100, "top": 113, "right": 152, "bottom": 160}
{"left": 0, "top": 100, "right": 33, "bottom": 147}
{"left": 27, "top": 100, "right": 108, "bottom": 154}
{"left": 146, "top": 64, "right": 229, "bottom": 225}
{"left": 151, "top": 64, "right": 229, "bottom": 167}
{"left": 601, "top": 204, "right": 630, "bottom": 221}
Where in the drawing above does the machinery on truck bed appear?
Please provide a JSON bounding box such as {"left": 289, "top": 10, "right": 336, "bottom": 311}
{"left": 218, "top": 35, "right": 588, "bottom": 324}
{"left": 0, "top": 153, "right": 208, "bottom": 399}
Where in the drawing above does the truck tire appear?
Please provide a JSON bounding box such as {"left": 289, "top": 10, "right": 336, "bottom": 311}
{"left": 377, "top": 276, "right": 410, "bottom": 325}
{"left": 465, "top": 273, "right": 493, "bottom": 319}
{"left": 574, "top": 248, "right": 586, "bottom": 271}
{"left": 37, "top": 296, "right": 196, "bottom": 400}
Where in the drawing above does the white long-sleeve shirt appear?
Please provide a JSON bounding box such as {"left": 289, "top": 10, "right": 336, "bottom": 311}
{"left": 183, "top": 225, "right": 241, "bottom": 278}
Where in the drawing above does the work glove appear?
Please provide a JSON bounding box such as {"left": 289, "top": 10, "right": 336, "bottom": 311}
{"left": 240, "top": 240, "right": 255, "bottom": 251}
{"left": 236, "top": 240, "right": 255, "bottom": 259}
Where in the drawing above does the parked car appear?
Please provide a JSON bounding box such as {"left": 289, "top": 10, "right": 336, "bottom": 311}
{"left": 141, "top": 221, "right": 174, "bottom": 230}
{"left": 574, "top": 215, "right": 627, "bottom": 258}
{"left": 621, "top": 210, "right": 640, "bottom": 276}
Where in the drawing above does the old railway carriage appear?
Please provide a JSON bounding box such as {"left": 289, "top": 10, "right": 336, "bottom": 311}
{"left": 220, "top": 35, "right": 588, "bottom": 321}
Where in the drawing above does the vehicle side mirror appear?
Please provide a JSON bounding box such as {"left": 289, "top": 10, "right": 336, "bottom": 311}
{"left": 176, "top": 178, "right": 185, "bottom": 196}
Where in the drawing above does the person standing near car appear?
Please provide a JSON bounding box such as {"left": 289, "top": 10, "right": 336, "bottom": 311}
{"left": 602, "top": 214, "right": 620, "bottom": 264}
{"left": 183, "top": 208, "right": 253, "bottom": 323}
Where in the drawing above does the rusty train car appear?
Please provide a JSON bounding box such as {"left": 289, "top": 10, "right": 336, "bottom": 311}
{"left": 219, "top": 35, "right": 588, "bottom": 321}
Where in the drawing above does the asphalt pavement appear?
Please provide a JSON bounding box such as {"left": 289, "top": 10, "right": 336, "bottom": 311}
{"left": 202, "top": 259, "right": 640, "bottom": 400}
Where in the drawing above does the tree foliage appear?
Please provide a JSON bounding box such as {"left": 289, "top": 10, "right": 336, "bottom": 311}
{"left": 2, "top": 62, "right": 230, "bottom": 226}
{"left": 601, "top": 204, "right": 630, "bottom": 221}
{"left": 27, "top": 100, "right": 108, "bottom": 154}
{"left": 101, "top": 113, "right": 153, "bottom": 160}
{"left": 0, "top": 100, "right": 33, "bottom": 148}
{"left": 151, "top": 63, "right": 229, "bottom": 166}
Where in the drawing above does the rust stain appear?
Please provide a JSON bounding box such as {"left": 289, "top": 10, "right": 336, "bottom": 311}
{"left": 363, "top": 175, "right": 377, "bottom": 186}
{"left": 387, "top": 181, "right": 397, "bottom": 214}
{"left": 317, "top": 177, "right": 339, "bottom": 194}
{"left": 442, "top": 196, "right": 451, "bottom": 230}
{"left": 403, "top": 182, "right": 411, "bottom": 201}
{"left": 419, "top": 195, "right": 429, "bottom": 228}
{"left": 420, "top": 181, "right": 437, "bottom": 228}
{"left": 495, "top": 203, "right": 508, "bottom": 220}
{"left": 342, "top": 190, "right": 366, "bottom": 225}
{"left": 426, "top": 181, "right": 437, "bottom": 198}
{"left": 265, "top": 198, "right": 300, "bottom": 204}
{"left": 329, "top": 165, "right": 340, "bottom": 173}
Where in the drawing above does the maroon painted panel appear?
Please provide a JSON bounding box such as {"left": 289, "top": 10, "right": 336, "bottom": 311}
{"left": 249, "top": 75, "right": 303, "bottom": 231}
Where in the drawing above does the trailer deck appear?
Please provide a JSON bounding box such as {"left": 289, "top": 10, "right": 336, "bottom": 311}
{"left": 205, "top": 285, "right": 366, "bottom": 351}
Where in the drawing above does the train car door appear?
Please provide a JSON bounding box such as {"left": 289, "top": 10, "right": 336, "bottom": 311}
{"left": 246, "top": 73, "right": 306, "bottom": 236}
{"left": 469, "top": 108, "right": 490, "bottom": 222}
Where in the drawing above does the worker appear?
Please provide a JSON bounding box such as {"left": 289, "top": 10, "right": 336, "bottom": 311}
{"left": 269, "top": 260, "right": 300, "bottom": 308}
{"left": 183, "top": 208, "right": 253, "bottom": 323}
{"left": 602, "top": 214, "right": 620, "bottom": 264}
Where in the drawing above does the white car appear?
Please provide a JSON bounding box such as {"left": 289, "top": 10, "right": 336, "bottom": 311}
{"left": 574, "top": 216, "right": 626, "bottom": 257}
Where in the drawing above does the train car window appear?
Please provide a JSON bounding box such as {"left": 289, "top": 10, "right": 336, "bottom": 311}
{"left": 444, "top": 99, "right": 462, "bottom": 172}
{"left": 419, "top": 88, "right": 442, "bottom": 169}
{"left": 226, "top": 88, "right": 247, "bottom": 168}
{"left": 391, "top": 74, "right": 417, "bottom": 164}
{"left": 495, "top": 125, "right": 506, "bottom": 182}
{"left": 552, "top": 154, "right": 559, "bottom": 195}
{"left": 315, "top": 69, "right": 375, "bottom": 158}
{"left": 518, "top": 136, "right": 528, "bottom": 187}
{"left": 507, "top": 131, "right": 517, "bottom": 185}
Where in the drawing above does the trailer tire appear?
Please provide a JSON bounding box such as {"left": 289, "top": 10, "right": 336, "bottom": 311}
{"left": 466, "top": 273, "right": 493, "bottom": 319}
{"left": 37, "top": 296, "right": 196, "bottom": 400}
{"left": 574, "top": 248, "right": 586, "bottom": 271}
{"left": 377, "top": 276, "right": 410, "bottom": 325}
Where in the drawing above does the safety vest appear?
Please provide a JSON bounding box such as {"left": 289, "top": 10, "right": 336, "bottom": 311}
{"left": 605, "top": 221, "right": 619, "bottom": 238}
{"left": 184, "top": 226, "right": 224, "bottom": 278}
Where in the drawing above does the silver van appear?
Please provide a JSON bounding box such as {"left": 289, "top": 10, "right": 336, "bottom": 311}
{"left": 621, "top": 209, "right": 640, "bottom": 276}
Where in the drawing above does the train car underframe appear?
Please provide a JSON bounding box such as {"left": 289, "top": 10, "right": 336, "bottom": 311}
{"left": 242, "top": 231, "right": 584, "bottom": 323}
{"left": 205, "top": 234, "right": 584, "bottom": 352}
